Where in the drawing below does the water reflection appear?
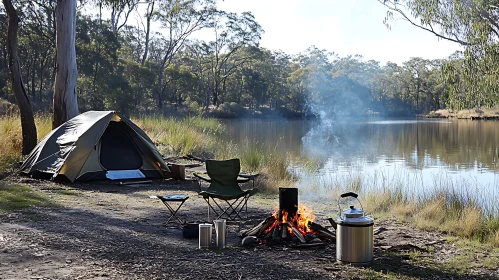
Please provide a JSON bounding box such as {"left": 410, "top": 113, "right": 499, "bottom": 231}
{"left": 223, "top": 118, "right": 499, "bottom": 209}
{"left": 302, "top": 119, "right": 499, "bottom": 171}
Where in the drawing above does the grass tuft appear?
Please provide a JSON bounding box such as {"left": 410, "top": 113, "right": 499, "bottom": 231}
{"left": 0, "top": 182, "right": 54, "bottom": 211}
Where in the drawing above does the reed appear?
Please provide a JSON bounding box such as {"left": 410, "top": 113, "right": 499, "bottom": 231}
{"left": 230, "top": 139, "right": 296, "bottom": 193}
{"left": 133, "top": 115, "right": 226, "bottom": 158}
{"left": 299, "top": 168, "right": 499, "bottom": 244}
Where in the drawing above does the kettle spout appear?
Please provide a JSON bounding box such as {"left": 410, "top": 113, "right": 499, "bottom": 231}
{"left": 327, "top": 218, "right": 337, "bottom": 230}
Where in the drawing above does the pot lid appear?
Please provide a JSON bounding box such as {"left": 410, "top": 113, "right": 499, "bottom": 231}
{"left": 336, "top": 215, "right": 374, "bottom": 225}
{"left": 342, "top": 205, "right": 364, "bottom": 218}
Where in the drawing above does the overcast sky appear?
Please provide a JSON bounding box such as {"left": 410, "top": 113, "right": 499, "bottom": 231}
{"left": 211, "top": 0, "right": 461, "bottom": 65}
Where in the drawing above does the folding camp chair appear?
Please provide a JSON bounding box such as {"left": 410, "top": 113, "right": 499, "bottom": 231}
{"left": 193, "top": 159, "right": 259, "bottom": 221}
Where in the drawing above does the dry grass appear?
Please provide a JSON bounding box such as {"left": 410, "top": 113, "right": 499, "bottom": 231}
{"left": 0, "top": 116, "right": 23, "bottom": 171}
{"left": 133, "top": 115, "right": 226, "bottom": 158}
{"left": 493, "top": 230, "right": 499, "bottom": 245}
{"left": 391, "top": 201, "right": 419, "bottom": 220}
{"left": 0, "top": 113, "right": 52, "bottom": 172}
{"left": 414, "top": 198, "right": 447, "bottom": 230}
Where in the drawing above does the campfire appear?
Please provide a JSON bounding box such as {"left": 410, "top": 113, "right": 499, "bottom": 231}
{"left": 241, "top": 188, "right": 335, "bottom": 247}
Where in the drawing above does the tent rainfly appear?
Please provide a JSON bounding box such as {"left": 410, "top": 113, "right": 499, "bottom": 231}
{"left": 20, "top": 111, "right": 170, "bottom": 182}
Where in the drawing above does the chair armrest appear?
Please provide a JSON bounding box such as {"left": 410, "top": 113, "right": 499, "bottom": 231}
{"left": 193, "top": 172, "right": 211, "bottom": 182}
{"left": 238, "top": 173, "right": 260, "bottom": 180}
{"left": 238, "top": 173, "right": 260, "bottom": 189}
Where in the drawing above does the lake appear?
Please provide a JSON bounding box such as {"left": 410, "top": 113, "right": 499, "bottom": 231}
{"left": 222, "top": 118, "right": 499, "bottom": 211}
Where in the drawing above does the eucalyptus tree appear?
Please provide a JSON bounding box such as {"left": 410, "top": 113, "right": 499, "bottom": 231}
{"left": 0, "top": 11, "right": 9, "bottom": 99}
{"left": 52, "top": 0, "right": 78, "bottom": 128}
{"left": 380, "top": 0, "right": 499, "bottom": 109}
{"left": 148, "top": 0, "right": 216, "bottom": 109}
{"left": 76, "top": 15, "right": 120, "bottom": 111}
{"left": 267, "top": 50, "right": 293, "bottom": 111}
{"left": 140, "top": 0, "right": 154, "bottom": 65}
{"left": 19, "top": 0, "right": 56, "bottom": 104}
{"left": 102, "top": 0, "right": 138, "bottom": 34}
{"left": 286, "top": 63, "right": 309, "bottom": 113}
{"left": 204, "top": 10, "right": 263, "bottom": 106}
{"left": 377, "top": 62, "right": 406, "bottom": 114}
{"left": 2, "top": 0, "right": 37, "bottom": 154}
{"left": 183, "top": 40, "right": 212, "bottom": 107}
{"left": 442, "top": 51, "right": 467, "bottom": 110}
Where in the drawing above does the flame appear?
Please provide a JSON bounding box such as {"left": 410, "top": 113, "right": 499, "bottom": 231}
{"left": 294, "top": 204, "right": 316, "bottom": 234}
{"left": 264, "top": 203, "right": 316, "bottom": 236}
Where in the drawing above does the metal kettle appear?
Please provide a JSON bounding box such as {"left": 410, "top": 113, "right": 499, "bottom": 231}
{"left": 334, "top": 192, "right": 374, "bottom": 265}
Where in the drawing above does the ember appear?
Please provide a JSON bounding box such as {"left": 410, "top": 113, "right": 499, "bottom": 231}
{"left": 241, "top": 188, "right": 335, "bottom": 246}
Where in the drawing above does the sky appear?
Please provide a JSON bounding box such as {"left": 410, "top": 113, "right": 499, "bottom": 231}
{"left": 212, "top": 0, "right": 461, "bottom": 65}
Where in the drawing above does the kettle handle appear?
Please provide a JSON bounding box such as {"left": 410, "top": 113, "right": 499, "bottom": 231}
{"left": 337, "top": 192, "right": 364, "bottom": 220}
{"left": 340, "top": 192, "right": 358, "bottom": 198}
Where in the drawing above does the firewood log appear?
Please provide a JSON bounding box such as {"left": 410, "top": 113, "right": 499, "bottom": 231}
{"left": 242, "top": 216, "right": 276, "bottom": 237}
{"left": 281, "top": 224, "right": 289, "bottom": 239}
{"left": 287, "top": 222, "right": 306, "bottom": 243}
{"left": 309, "top": 221, "right": 336, "bottom": 240}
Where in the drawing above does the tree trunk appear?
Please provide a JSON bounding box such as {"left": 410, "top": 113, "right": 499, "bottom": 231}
{"left": 141, "top": 1, "right": 154, "bottom": 66}
{"left": 3, "top": 0, "right": 37, "bottom": 155}
{"left": 53, "top": 0, "right": 78, "bottom": 129}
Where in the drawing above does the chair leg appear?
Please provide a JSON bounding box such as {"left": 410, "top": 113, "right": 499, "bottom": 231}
{"left": 204, "top": 197, "right": 222, "bottom": 220}
{"left": 211, "top": 195, "right": 250, "bottom": 221}
{"left": 161, "top": 200, "right": 186, "bottom": 224}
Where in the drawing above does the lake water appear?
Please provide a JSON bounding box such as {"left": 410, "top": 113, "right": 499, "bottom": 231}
{"left": 223, "top": 118, "right": 499, "bottom": 211}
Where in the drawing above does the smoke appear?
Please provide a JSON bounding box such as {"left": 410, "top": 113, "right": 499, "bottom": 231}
{"left": 301, "top": 64, "right": 373, "bottom": 159}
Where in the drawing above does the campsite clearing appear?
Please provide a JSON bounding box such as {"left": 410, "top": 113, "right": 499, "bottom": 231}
{"left": 0, "top": 175, "right": 498, "bottom": 280}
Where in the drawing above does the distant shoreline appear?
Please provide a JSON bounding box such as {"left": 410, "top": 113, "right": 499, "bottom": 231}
{"left": 420, "top": 108, "right": 499, "bottom": 120}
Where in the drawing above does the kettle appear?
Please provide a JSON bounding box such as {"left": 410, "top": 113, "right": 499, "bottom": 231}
{"left": 334, "top": 192, "right": 374, "bottom": 265}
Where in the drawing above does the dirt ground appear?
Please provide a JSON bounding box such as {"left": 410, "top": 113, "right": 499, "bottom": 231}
{"left": 1, "top": 171, "right": 499, "bottom": 280}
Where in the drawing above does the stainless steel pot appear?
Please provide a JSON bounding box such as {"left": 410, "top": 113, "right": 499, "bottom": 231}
{"left": 335, "top": 192, "right": 374, "bottom": 265}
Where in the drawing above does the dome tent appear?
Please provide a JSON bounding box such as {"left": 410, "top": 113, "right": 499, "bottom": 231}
{"left": 20, "top": 111, "right": 170, "bottom": 182}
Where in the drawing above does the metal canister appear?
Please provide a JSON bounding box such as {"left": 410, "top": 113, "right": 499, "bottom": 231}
{"left": 335, "top": 192, "right": 374, "bottom": 265}
{"left": 213, "top": 219, "right": 227, "bottom": 248}
{"left": 198, "top": 223, "right": 212, "bottom": 249}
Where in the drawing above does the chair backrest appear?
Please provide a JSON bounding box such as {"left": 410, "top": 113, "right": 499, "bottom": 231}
{"left": 205, "top": 158, "right": 242, "bottom": 193}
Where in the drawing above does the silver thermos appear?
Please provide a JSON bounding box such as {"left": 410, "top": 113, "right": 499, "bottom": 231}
{"left": 213, "top": 219, "right": 227, "bottom": 248}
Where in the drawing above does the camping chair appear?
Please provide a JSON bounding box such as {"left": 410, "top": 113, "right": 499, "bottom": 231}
{"left": 193, "top": 159, "right": 259, "bottom": 221}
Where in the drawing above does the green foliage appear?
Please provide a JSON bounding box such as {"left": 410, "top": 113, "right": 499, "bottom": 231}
{"left": 3, "top": 0, "right": 499, "bottom": 118}
{"left": 383, "top": 0, "right": 499, "bottom": 111}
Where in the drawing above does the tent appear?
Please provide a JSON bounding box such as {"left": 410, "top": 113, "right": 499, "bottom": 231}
{"left": 20, "top": 111, "right": 170, "bottom": 182}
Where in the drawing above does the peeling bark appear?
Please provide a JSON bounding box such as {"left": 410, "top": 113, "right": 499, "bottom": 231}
{"left": 53, "top": 0, "right": 78, "bottom": 129}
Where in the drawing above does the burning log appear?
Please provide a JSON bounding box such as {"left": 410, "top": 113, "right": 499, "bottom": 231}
{"left": 241, "top": 215, "right": 276, "bottom": 237}
{"left": 309, "top": 221, "right": 336, "bottom": 240}
{"left": 240, "top": 190, "right": 335, "bottom": 247}
{"left": 271, "top": 225, "right": 281, "bottom": 243}
{"left": 281, "top": 224, "right": 289, "bottom": 239}
{"left": 287, "top": 222, "right": 306, "bottom": 243}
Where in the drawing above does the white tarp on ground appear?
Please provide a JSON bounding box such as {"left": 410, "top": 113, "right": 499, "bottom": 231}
{"left": 106, "top": 169, "right": 145, "bottom": 180}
